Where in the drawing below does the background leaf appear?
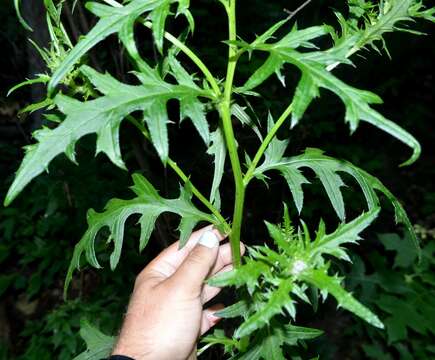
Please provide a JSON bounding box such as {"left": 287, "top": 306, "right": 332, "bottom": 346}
{"left": 72, "top": 319, "right": 115, "bottom": 360}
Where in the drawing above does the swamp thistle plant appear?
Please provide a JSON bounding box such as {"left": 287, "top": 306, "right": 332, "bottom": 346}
{"left": 6, "top": 0, "right": 435, "bottom": 358}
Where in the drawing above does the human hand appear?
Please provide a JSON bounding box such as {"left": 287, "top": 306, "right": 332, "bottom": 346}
{"left": 111, "top": 225, "right": 245, "bottom": 360}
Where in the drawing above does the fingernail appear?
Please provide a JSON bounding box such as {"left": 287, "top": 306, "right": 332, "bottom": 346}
{"left": 198, "top": 231, "right": 219, "bottom": 248}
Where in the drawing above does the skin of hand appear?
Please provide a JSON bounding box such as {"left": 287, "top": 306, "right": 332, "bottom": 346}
{"left": 111, "top": 225, "right": 245, "bottom": 360}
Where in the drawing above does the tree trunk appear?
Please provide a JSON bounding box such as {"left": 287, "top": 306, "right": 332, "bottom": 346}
{"left": 22, "top": 0, "right": 49, "bottom": 131}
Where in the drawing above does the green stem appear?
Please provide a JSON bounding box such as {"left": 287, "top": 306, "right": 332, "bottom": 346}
{"left": 167, "top": 159, "right": 230, "bottom": 233}
{"left": 220, "top": 0, "right": 243, "bottom": 267}
{"left": 127, "top": 116, "right": 230, "bottom": 233}
{"left": 244, "top": 102, "right": 294, "bottom": 185}
{"left": 142, "top": 20, "right": 221, "bottom": 96}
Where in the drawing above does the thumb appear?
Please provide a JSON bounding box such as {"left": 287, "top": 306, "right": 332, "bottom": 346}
{"left": 170, "top": 230, "right": 220, "bottom": 297}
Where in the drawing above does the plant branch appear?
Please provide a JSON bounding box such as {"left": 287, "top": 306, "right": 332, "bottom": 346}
{"left": 244, "top": 103, "right": 293, "bottom": 186}
{"left": 127, "top": 116, "right": 230, "bottom": 233}
{"left": 220, "top": 0, "right": 243, "bottom": 267}
{"left": 283, "top": 0, "right": 313, "bottom": 21}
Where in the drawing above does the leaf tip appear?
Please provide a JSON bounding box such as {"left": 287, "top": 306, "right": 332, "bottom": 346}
{"left": 399, "top": 145, "right": 421, "bottom": 167}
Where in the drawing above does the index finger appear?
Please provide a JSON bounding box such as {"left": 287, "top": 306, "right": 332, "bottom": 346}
{"left": 140, "top": 225, "right": 226, "bottom": 280}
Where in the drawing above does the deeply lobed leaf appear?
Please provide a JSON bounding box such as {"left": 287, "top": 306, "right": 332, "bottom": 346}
{"left": 254, "top": 147, "right": 419, "bottom": 257}
{"left": 48, "top": 0, "right": 193, "bottom": 92}
{"left": 5, "top": 64, "right": 211, "bottom": 206}
{"left": 65, "top": 173, "right": 215, "bottom": 296}
{"left": 238, "top": 0, "right": 433, "bottom": 165}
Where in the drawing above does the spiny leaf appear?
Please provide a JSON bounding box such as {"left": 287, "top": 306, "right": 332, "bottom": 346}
{"left": 256, "top": 147, "right": 347, "bottom": 220}
{"left": 311, "top": 208, "right": 380, "bottom": 261}
{"left": 7, "top": 75, "right": 50, "bottom": 97}
{"left": 207, "top": 128, "right": 226, "bottom": 205}
{"left": 48, "top": 0, "right": 189, "bottom": 92}
{"left": 266, "top": 221, "right": 291, "bottom": 250}
{"left": 215, "top": 300, "right": 248, "bottom": 319}
{"left": 176, "top": 0, "right": 195, "bottom": 33}
{"left": 233, "top": 343, "right": 262, "bottom": 360}
{"left": 168, "top": 53, "right": 210, "bottom": 145}
{"left": 291, "top": 72, "right": 319, "bottom": 124}
{"left": 302, "top": 268, "right": 384, "bottom": 329}
{"left": 5, "top": 65, "right": 211, "bottom": 206}
{"left": 338, "top": 0, "right": 431, "bottom": 57}
{"left": 287, "top": 58, "right": 421, "bottom": 165}
{"left": 118, "top": 12, "right": 156, "bottom": 75}
{"left": 235, "top": 280, "right": 293, "bottom": 338}
{"left": 240, "top": 25, "right": 332, "bottom": 91}
{"left": 72, "top": 319, "right": 115, "bottom": 360}
{"left": 251, "top": 18, "right": 290, "bottom": 48}
{"left": 283, "top": 324, "right": 323, "bottom": 345}
{"left": 231, "top": 103, "right": 263, "bottom": 141}
{"left": 254, "top": 148, "right": 418, "bottom": 256}
{"left": 150, "top": 0, "right": 171, "bottom": 53}
{"left": 261, "top": 326, "right": 286, "bottom": 360}
{"left": 239, "top": 3, "right": 428, "bottom": 165}
{"left": 232, "top": 322, "right": 321, "bottom": 360}
{"left": 65, "top": 173, "right": 214, "bottom": 297}
{"left": 208, "top": 258, "right": 269, "bottom": 293}
{"left": 198, "top": 329, "right": 238, "bottom": 357}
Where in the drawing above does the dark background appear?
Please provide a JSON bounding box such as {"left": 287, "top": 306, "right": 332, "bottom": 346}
{"left": 0, "top": 0, "right": 434, "bottom": 359}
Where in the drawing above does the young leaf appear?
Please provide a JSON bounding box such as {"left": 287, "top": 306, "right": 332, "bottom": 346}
{"left": 72, "top": 319, "right": 115, "bottom": 360}
{"left": 302, "top": 268, "right": 384, "bottom": 329}
{"left": 336, "top": 0, "right": 434, "bottom": 59}
{"left": 198, "top": 329, "right": 239, "bottom": 357}
{"left": 7, "top": 75, "right": 51, "bottom": 96}
{"left": 261, "top": 326, "right": 286, "bottom": 360}
{"left": 283, "top": 324, "right": 324, "bottom": 345}
{"left": 5, "top": 65, "right": 212, "bottom": 206}
{"left": 215, "top": 300, "right": 248, "bottom": 319}
{"left": 235, "top": 280, "right": 293, "bottom": 338}
{"left": 208, "top": 258, "right": 269, "bottom": 293}
{"left": 65, "top": 173, "right": 215, "bottom": 296}
{"left": 311, "top": 208, "right": 380, "bottom": 262}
